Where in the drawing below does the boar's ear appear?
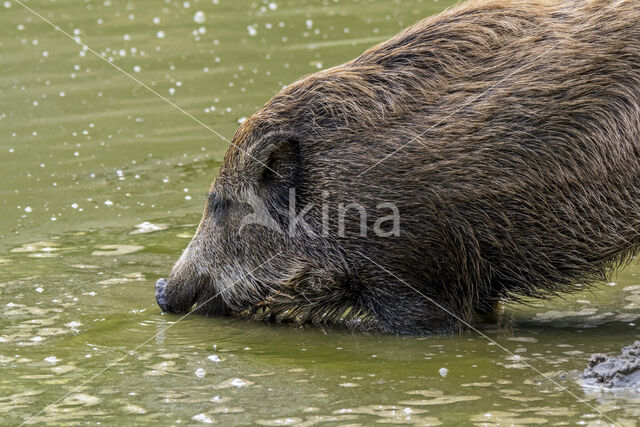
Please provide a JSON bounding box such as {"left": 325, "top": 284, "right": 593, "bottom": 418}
{"left": 260, "top": 137, "right": 301, "bottom": 184}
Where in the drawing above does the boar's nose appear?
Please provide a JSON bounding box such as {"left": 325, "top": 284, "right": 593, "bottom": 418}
{"left": 155, "top": 278, "right": 168, "bottom": 312}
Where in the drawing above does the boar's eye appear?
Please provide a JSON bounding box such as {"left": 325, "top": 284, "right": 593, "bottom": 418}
{"left": 260, "top": 138, "right": 300, "bottom": 184}
{"left": 207, "top": 192, "right": 229, "bottom": 217}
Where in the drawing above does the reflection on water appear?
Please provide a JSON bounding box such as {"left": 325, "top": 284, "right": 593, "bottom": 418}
{"left": 1, "top": 0, "right": 640, "bottom": 425}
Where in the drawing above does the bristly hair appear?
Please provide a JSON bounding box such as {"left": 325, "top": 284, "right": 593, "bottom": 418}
{"left": 161, "top": 0, "right": 640, "bottom": 334}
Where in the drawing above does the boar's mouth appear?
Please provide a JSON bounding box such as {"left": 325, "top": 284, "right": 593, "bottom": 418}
{"left": 192, "top": 289, "right": 230, "bottom": 316}
{"left": 155, "top": 277, "right": 229, "bottom": 316}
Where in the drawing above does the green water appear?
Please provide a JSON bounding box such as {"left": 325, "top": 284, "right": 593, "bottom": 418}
{"left": 1, "top": 0, "right": 640, "bottom": 425}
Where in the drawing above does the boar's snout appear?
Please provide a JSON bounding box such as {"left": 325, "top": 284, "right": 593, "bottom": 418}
{"left": 154, "top": 275, "right": 228, "bottom": 315}
{"left": 155, "top": 278, "right": 169, "bottom": 312}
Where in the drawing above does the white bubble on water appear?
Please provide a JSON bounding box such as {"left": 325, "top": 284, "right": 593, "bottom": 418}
{"left": 156, "top": 30, "right": 165, "bottom": 39}
{"left": 35, "top": 287, "right": 43, "bottom": 293}
{"left": 66, "top": 322, "right": 83, "bottom": 331}
{"left": 123, "top": 34, "right": 130, "bottom": 41}
{"left": 268, "top": 2, "right": 277, "bottom": 10}
{"left": 153, "top": 17, "right": 160, "bottom": 24}
{"left": 247, "top": 25, "right": 257, "bottom": 36}
{"left": 24, "top": 206, "right": 32, "bottom": 213}
{"left": 207, "top": 355, "right": 222, "bottom": 363}
{"left": 130, "top": 221, "right": 168, "bottom": 235}
{"left": 439, "top": 367, "right": 448, "bottom": 377}
{"left": 195, "top": 368, "right": 206, "bottom": 378}
{"left": 194, "top": 10, "right": 206, "bottom": 24}
{"left": 45, "top": 356, "right": 60, "bottom": 363}
{"left": 192, "top": 413, "right": 213, "bottom": 424}
{"left": 133, "top": 65, "right": 141, "bottom": 72}
{"left": 306, "top": 19, "right": 313, "bottom": 29}
{"left": 59, "top": 91, "right": 65, "bottom": 96}
{"left": 104, "top": 200, "right": 113, "bottom": 206}
{"left": 4, "top": 1, "right": 11, "bottom": 8}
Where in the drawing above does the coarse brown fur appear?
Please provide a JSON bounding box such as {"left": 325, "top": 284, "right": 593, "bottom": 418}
{"left": 156, "top": 0, "right": 640, "bottom": 334}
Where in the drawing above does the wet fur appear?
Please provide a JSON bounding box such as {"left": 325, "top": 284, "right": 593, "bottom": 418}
{"left": 158, "top": 0, "right": 640, "bottom": 334}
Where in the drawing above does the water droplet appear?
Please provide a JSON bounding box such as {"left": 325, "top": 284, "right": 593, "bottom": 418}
{"left": 194, "top": 10, "right": 206, "bottom": 24}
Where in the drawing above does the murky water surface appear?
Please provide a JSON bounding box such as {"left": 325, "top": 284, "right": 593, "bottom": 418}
{"left": 1, "top": 0, "right": 640, "bottom": 425}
